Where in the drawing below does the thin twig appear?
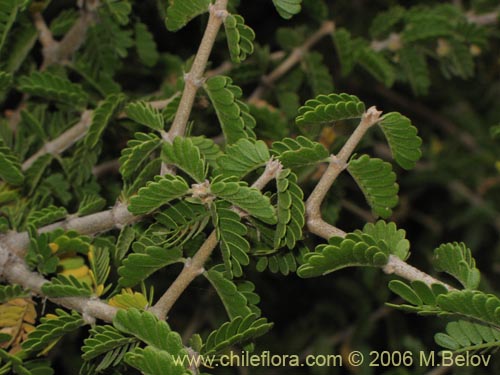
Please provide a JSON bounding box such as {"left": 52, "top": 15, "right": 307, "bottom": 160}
{"left": 2, "top": 202, "right": 138, "bottom": 258}
{"left": 166, "top": 0, "right": 229, "bottom": 142}
{"left": 0, "top": 248, "right": 117, "bottom": 323}
{"left": 149, "top": 160, "right": 282, "bottom": 320}
{"left": 371, "top": 8, "right": 500, "bottom": 53}
{"left": 22, "top": 110, "right": 93, "bottom": 171}
{"left": 248, "top": 21, "right": 335, "bottom": 103}
{"left": 306, "top": 107, "right": 382, "bottom": 239}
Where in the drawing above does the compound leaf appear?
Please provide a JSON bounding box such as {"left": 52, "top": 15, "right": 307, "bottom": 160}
{"left": 296, "top": 93, "right": 365, "bottom": 126}
{"left": 434, "top": 242, "right": 480, "bottom": 290}
{"left": 165, "top": 0, "right": 210, "bottom": 32}
{"left": 128, "top": 175, "right": 189, "bottom": 215}
{"left": 347, "top": 155, "right": 399, "bottom": 218}
{"left": 378, "top": 112, "right": 422, "bottom": 170}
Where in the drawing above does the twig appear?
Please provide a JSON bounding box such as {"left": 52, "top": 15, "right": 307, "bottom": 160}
{"left": 0, "top": 248, "right": 117, "bottom": 323}
{"left": 149, "top": 159, "right": 282, "bottom": 320}
{"left": 248, "top": 21, "right": 335, "bottom": 103}
{"left": 304, "top": 107, "right": 455, "bottom": 290}
{"left": 92, "top": 158, "right": 120, "bottom": 178}
{"left": 35, "top": 3, "right": 98, "bottom": 69}
{"left": 166, "top": 0, "right": 228, "bottom": 142}
{"left": 2, "top": 202, "right": 138, "bottom": 258}
{"left": 22, "top": 110, "right": 93, "bottom": 171}
{"left": 371, "top": 8, "right": 500, "bottom": 53}
{"left": 306, "top": 107, "right": 382, "bottom": 239}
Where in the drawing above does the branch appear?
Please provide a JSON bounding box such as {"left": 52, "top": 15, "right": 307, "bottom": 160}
{"left": 149, "top": 159, "right": 282, "bottom": 320}
{"left": 303, "top": 108, "right": 455, "bottom": 290}
{"left": 21, "top": 110, "right": 92, "bottom": 171}
{"left": 0, "top": 247, "right": 117, "bottom": 323}
{"left": 305, "top": 107, "right": 382, "bottom": 238}
{"left": 2, "top": 202, "right": 138, "bottom": 258}
{"left": 166, "top": 0, "right": 229, "bottom": 142}
{"left": 248, "top": 21, "right": 335, "bottom": 103}
{"left": 35, "top": 3, "right": 98, "bottom": 69}
{"left": 371, "top": 8, "right": 500, "bottom": 52}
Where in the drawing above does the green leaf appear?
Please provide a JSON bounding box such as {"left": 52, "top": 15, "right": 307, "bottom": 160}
{"left": 296, "top": 93, "right": 365, "bottom": 126}
{"left": 297, "top": 231, "right": 390, "bottom": 278}
{"left": 165, "top": 0, "right": 211, "bottom": 32}
{"left": 191, "top": 136, "right": 222, "bottom": 168}
{"left": 0, "top": 141, "right": 23, "bottom": 185}
{"left": 41, "top": 274, "right": 93, "bottom": 298}
{"left": 402, "top": 12, "right": 454, "bottom": 43}
{"left": 211, "top": 179, "right": 276, "bottom": 224}
{"left": 399, "top": 47, "right": 430, "bottom": 96}
{"left": 274, "top": 169, "right": 305, "bottom": 249}
{"left": 204, "top": 76, "right": 256, "bottom": 144}
{"left": 82, "top": 325, "right": 138, "bottom": 368}
{"left": 215, "top": 138, "right": 270, "bottom": 179}
{"left": 125, "top": 101, "right": 164, "bottom": 131}
{"left": 303, "top": 51, "right": 334, "bottom": 96}
{"left": 162, "top": 137, "right": 206, "bottom": 182}
{"left": 125, "top": 346, "right": 189, "bottom": 375}
{"left": 113, "top": 309, "right": 185, "bottom": 353}
{"left": 27, "top": 205, "right": 68, "bottom": 228}
{"left": 77, "top": 194, "right": 106, "bottom": 216}
{"left": 434, "top": 242, "right": 481, "bottom": 290}
{"left": 272, "top": 0, "right": 302, "bottom": 19}
{"left": 24, "top": 154, "right": 52, "bottom": 195}
{"left": 435, "top": 320, "right": 500, "bottom": 352}
{"left": 202, "top": 314, "right": 273, "bottom": 355}
{"left": 255, "top": 246, "right": 309, "bottom": 276}
{"left": 0, "top": 0, "right": 22, "bottom": 55}
{"left": 224, "top": 14, "right": 255, "bottom": 63}
{"left": 154, "top": 200, "right": 210, "bottom": 248}
{"left": 205, "top": 268, "right": 254, "bottom": 319}
{"left": 386, "top": 280, "right": 448, "bottom": 313}
{"left": 3, "top": 21, "right": 37, "bottom": 74}
{"left": 357, "top": 47, "right": 395, "bottom": 87}
{"left": 113, "top": 225, "right": 136, "bottom": 266}
{"left": 85, "top": 93, "right": 127, "bottom": 148}
{"left": 388, "top": 280, "right": 423, "bottom": 306}
{"left": 214, "top": 203, "right": 250, "bottom": 278}
{"left": 272, "top": 136, "right": 329, "bottom": 168}
{"left": 88, "top": 243, "right": 111, "bottom": 287}
{"left": 119, "top": 132, "right": 162, "bottom": 180}
{"left": 332, "top": 28, "right": 363, "bottom": 77}
{"left": 22, "top": 309, "right": 84, "bottom": 354}
{"left": 436, "top": 290, "right": 500, "bottom": 328}
{"left": 118, "top": 246, "right": 182, "bottom": 287}
{"left": 0, "top": 71, "right": 12, "bottom": 94}
{"left": 378, "top": 112, "right": 422, "bottom": 170}
{"left": 128, "top": 175, "right": 189, "bottom": 215}
{"left": 369, "top": 6, "right": 405, "bottom": 39}
{"left": 361, "top": 221, "right": 410, "bottom": 260}
{"left": 0, "top": 284, "right": 29, "bottom": 303}
{"left": 18, "top": 72, "right": 88, "bottom": 108}
{"left": 135, "top": 21, "right": 159, "bottom": 67}
{"left": 347, "top": 155, "right": 399, "bottom": 219}
{"left": 105, "top": 0, "right": 131, "bottom": 25}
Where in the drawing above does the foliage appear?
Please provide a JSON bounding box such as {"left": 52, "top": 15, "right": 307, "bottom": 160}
{"left": 0, "top": 0, "right": 499, "bottom": 374}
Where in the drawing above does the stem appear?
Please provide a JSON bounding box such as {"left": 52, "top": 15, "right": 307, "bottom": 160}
{"left": 22, "top": 110, "right": 93, "bottom": 171}
{"left": 149, "top": 160, "right": 282, "bottom": 320}
{"left": 167, "top": 0, "right": 228, "bottom": 141}
{"left": 248, "top": 21, "right": 335, "bottom": 103}
{"left": 306, "top": 107, "right": 382, "bottom": 237}
{"left": 2, "top": 202, "right": 138, "bottom": 258}
{"left": 383, "top": 255, "right": 454, "bottom": 290}
{"left": 303, "top": 107, "right": 454, "bottom": 290}
{"left": 0, "top": 244, "right": 117, "bottom": 323}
